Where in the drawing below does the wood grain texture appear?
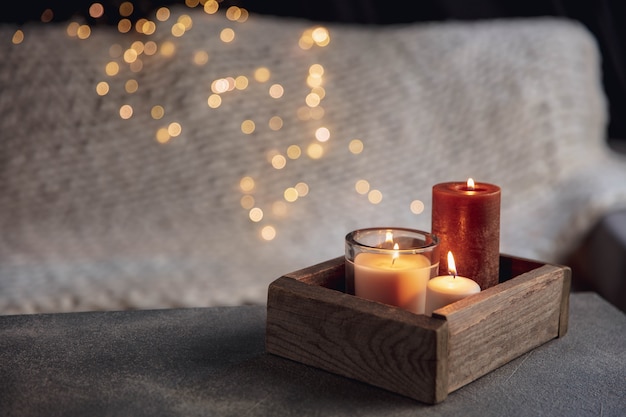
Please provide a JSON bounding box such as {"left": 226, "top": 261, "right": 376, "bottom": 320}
{"left": 266, "top": 268, "right": 449, "bottom": 403}
{"left": 433, "top": 263, "right": 569, "bottom": 392}
{"left": 282, "top": 256, "right": 345, "bottom": 290}
{"left": 265, "top": 255, "right": 570, "bottom": 403}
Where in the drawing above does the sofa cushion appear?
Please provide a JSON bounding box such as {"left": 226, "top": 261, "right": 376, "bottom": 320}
{"left": 0, "top": 5, "right": 623, "bottom": 314}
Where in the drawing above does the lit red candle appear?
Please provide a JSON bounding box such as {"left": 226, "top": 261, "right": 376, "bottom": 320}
{"left": 431, "top": 179, "right": 501, "bottom": 290}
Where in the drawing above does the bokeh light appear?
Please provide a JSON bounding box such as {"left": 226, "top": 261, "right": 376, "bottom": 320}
{"left": 284, "top": 187, "right": 298, "bottom": 202}
{"left": 207, "top": 94, "right": 222, "bottom": 108}
{"left": 287, "top": 145, "right": 301, "bottom": 159}
{"left": 261, "top": 225, "right": 277, "bottom": 241}
{"left": 125, "top": 79, "right": 139, "bottom": 93}
{"left": 269, "top": 84, "right": 284, "bottom": 99}
{"left": 41, "top": 9, "right": 54, "bottom": 23}
{"left": 355, "top": 180, "right": 370, "bottom": 195}
{"left": 240, "top": 176, "right": 255, "bottom": 192}
{"left": 119, "top": 104, "right": 133, "bottom": 119}
{"left": 306, "top": 143, "right": 324, "bottom": 159}
{"left": 410, "top": 200, "right": 425, "bottom": 214}
{"left": 193, "top": 50, "right": 209, "bottom": 65}
{"left": 96, "top": 81, "right": 110, "bottom": 96}
{"left": 268, "top": 116, "right": 283, "bottom": 131}
{"left": 11, "top": 30, "right": 24, "bottom": 44}
{"left": 349, "top": 139, "right": 364, "bottom": 154}
{"left": 241, "top": 120, "right": 255, "bottom": 134}
{"left": 295, "top": 182, "right": 309, "bottom": 197}
{"left": 151, "top": 105, "right": 165, "bottom": 119}
{"left": 271, "top": 154, "right": 287, "bottom": 170}
{"left": 204, "top": 0, "right": 219, "bottom": 15}
{"left": 9, "top": 3, "right": 403, "bottom": 243}
{"left": 240, "top": 195, "right": 255, "bottom": 209}
{"left": 168, "top": 122, "right": 182, "bottom": 137}
{"left": 89, "top": 3, "right": 104, "bottom": 19}
{"left": 249, "top": 207, "right": 263, "bottom": 222}
{"left": 254, "top": 67, "right": 271, "bottom": 83}
{"left": 119, "top": 1, "right": 133, "bottom": 17}
{"left": 220, "top": 28, "right": 235, "bottom": 43}
{"left": 315, "top": 127, "right": 330, "bottom": 142}
{"left": 368, "top": 190, "right": 383, "bottom": 204}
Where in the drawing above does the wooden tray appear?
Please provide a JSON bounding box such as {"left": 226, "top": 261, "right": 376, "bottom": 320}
{"left": 265, "top": 254, "right": 571, "bottom": 404}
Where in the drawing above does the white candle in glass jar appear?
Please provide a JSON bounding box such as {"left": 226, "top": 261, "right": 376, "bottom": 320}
{"left": 355, "top": 245, "right": 432, "bottom": 315}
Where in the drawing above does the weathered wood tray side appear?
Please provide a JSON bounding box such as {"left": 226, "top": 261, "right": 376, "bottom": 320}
{"left": 433, "top": 259, "right": 571, "bottom": 393}
{"left": 265, "top": 254, "right": 571, "bottom": 404}
{"left": 265, "top": 257, "right": 450, "bottom": 404}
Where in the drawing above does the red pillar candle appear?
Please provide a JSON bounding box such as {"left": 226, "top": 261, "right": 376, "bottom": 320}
{"left": 431, "top": 179, "right": 501, "bottom": 290}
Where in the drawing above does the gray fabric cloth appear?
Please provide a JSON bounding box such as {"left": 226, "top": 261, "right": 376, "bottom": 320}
{"left": 1, "top": 6, "right": 625, "bottom": 314}
{"left": 0, "top": 292, "right": 624, "bottom": 416}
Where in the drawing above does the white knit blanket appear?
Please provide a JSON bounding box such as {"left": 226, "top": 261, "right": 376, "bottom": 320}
{"left": 1, "top": 6, "right": 625, "bottom": 314}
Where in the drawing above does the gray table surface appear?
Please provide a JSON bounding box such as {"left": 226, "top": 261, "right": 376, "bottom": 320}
{"left": 0, "top": 292, "right": 624, "bottom": 417}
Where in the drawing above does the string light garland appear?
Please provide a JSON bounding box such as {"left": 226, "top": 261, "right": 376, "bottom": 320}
{"left": 8, "top": 1, "right": 426, "bottom": 242}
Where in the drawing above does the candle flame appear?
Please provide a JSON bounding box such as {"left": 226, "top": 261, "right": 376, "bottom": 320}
{"left": 385, "top": 231, "right": 394, "bottom": 245}
{"left": 391, "top": 243, "right": 399, "bottom": 266}
{"left": 467, "top": 178, "right": 475, "bottom": 190}
{"left": 447, "top": 251, "right": 457, "bottom": 277}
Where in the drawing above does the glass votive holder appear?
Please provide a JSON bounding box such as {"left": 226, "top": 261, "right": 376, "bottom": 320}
{"left": 345, "top": 227, "right": 440, "bottom": 315}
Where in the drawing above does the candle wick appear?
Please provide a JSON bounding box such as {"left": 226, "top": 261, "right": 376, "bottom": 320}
{"left": 391, "top": 257, "right": 396, "bottom": 267}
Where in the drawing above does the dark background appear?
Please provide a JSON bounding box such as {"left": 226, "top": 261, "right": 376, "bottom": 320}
{"left": 3, "top": 0, "right": 625, "bottom": 145}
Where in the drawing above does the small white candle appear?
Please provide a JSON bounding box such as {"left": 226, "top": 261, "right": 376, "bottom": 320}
{"left": 425, "top": 251, "right": 481, "bottom": 316}
{"left": 355, "top": 243, "right": 432, "bottom": 315}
